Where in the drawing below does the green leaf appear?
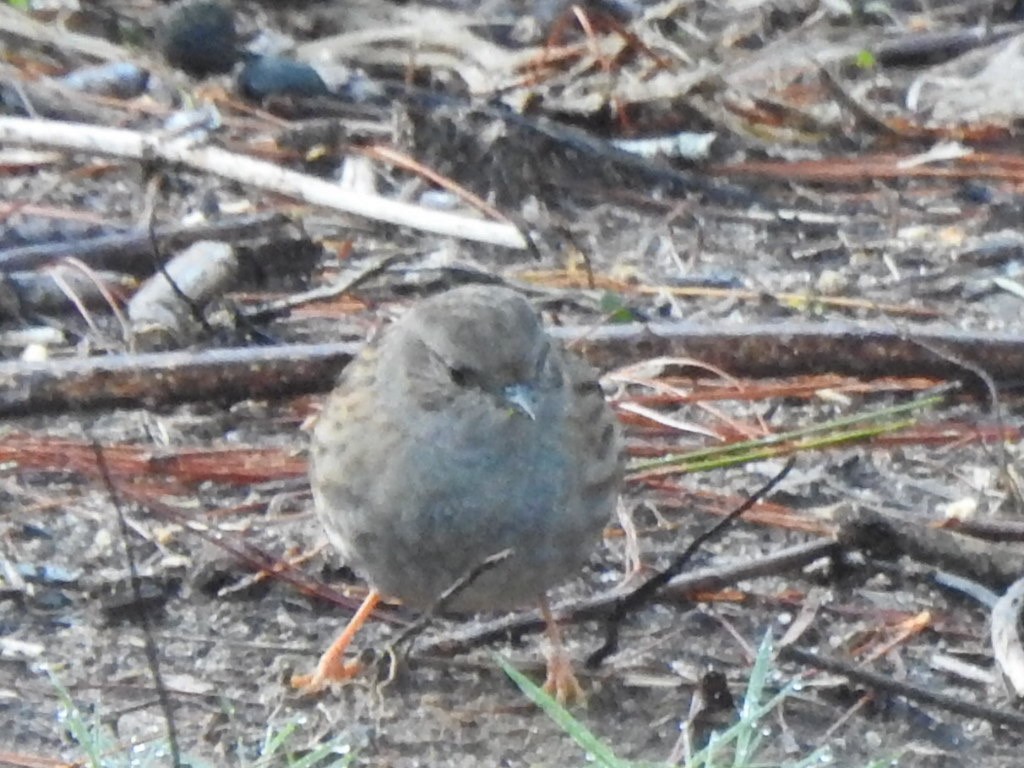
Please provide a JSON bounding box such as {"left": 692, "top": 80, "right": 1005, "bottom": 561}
{"left": 855, "top": 49, "right": 877, "bottom": 69}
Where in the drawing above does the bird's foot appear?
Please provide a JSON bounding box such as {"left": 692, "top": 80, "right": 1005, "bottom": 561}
{"left": 542, "top": 649, "right": 587, "bottom": 705}
{"left": 290, "top": 590, "right": 382, "bottom": 695}
{"left": 290, "top": 655, "right": 364, "bottom": 695}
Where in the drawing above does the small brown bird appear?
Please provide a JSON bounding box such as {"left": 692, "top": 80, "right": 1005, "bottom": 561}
{"left": 291, "top": 284, "right": 623, "bottom": 701}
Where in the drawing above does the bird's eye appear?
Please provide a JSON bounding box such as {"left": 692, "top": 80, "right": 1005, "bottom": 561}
{"left": 449, "top": 366, "right": 472, "bottom": 386}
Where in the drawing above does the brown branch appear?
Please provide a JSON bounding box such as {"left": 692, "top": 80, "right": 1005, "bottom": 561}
{"left": 780, "top": 646, "right": 1024, "bottom": 729}
{"left": 420, "top": 539, "right": 838, "bottom": 657}
{"left": 0, "top": 341, "right": 357, "bottom": 416}
{"left": 836, "top": 506, "right": 1024, "bottom": 590}
{"left": 939, "top": 517, "right": 1024, "bottom": 543}
{"left": 127, "top": 491, "right": 406, "bottom": 627}
{"left": 4, "top": 320, "right": 1024, "bottom": 416}
{"left": 570, "top": 320, "right": 1024, "bottom": 385}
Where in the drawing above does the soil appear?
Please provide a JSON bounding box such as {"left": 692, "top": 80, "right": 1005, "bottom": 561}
{"left": 2, "top": 1, "right": 1024, "bottom": 766}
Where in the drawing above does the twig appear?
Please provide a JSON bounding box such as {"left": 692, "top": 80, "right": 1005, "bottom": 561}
{"left": 421, "top": 538, "right": 837, "bottom": 658}
{"left": 836, "top": 506, "right": 1024, "bottom": 589}
{"left": 9, "top": 320, "right": 1024, "bottom": 416}
{"left": 124, "top": 490, "right": 405, "bottom": 626}
{"left": 871, "top": 23, "right": 1024, "bottom": 67}
{"left": 241, "top": 251, "right": 411, "bottom": 323}
{"left": 91, "top": 444, "right": 181, "bottom": 768}
{"left": 0, "top": 116, "right": 529, "bottom": 250}
{"left": 939, "top": 517, "right": 1024, "bottom": 543}
{"left": 378, "top": 549, "right": 513, "bottom": 686}
{"left": 127, "top": 239, "right": 237, "bottom": 350}
{"left": 0, "top": 342, "right": 357, "bottom": 416}
{"left": 585, "top": 457, "right": 795, "bottom": 668}
{"left": 779, "top": 646, "right": 1024, "bottom": 729}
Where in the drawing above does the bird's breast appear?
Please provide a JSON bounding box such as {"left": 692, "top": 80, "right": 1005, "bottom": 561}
{"left": 396, "top": 397, "right": 569, "bottom": 519}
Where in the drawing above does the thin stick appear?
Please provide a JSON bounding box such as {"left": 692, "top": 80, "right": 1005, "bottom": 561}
{"left": 585, "top": 457, "right": 796, "bottom": 668}
{"left": 378, "top": 549, "right": 513, "bottom": 686}
{"left": 91, "top": 443, "right": 181, "bottom": 768}
{"left": 0, "top": 116, "right": 529, "bottom": 250}
{"left": 780, "top": 646, "right": 1024, "bottom": 729}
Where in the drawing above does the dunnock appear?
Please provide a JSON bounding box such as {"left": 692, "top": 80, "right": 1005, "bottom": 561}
{"left": 291, "top": 284, "right": 623, "bottom": 700}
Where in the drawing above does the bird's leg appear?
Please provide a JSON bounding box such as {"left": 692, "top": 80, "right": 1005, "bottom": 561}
{"left": 291, "top": 589, "right": 381, "bottom": 694}
{"left": 539, "top": 595, "right": 586, "bottom": 704}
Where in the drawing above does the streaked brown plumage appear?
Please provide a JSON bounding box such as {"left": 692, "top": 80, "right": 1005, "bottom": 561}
{"left": 293, "top": 284, "right": 623, "bottom": 700}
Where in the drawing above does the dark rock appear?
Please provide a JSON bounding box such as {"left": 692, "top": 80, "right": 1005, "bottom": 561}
{"left": 161, "top": 0, "right": 240, "bottom": 77}
{"left": 237, "top": 55, "right": 329, "bottom": 100}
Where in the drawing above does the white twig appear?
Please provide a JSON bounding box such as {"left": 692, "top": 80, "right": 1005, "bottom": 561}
{"left": 0, "top": 116, "right": 529, "bottom": 251}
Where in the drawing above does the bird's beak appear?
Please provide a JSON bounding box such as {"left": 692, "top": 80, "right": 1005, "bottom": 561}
{"left": 503, "top": 383, "right": 537, "bottom": 420}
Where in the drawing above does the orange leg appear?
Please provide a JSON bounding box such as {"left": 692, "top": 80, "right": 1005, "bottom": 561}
{"left": 291, "top": 589, "right": 381, "bottom": 694}
{"left": 539, "top": 596, "right": 586, "bottom": 705}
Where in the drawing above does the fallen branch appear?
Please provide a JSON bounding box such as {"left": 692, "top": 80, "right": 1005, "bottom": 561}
{"left": 421, "top": 539, "right": 838, "bottom": 657}
{"left": 571, "top": 320, "right": 1024, "bottom": 386}
{"left": 0, "top": 212, "right": 296, "bottom": 273}
{"left": 6, "top": 320, "right": 1024, "bottom": 416}
{"left": 0, "top": 341, "right": 357, "bottom": 416}
{"left": 836, "top": 506, "right": 1024, "bottom": 590}
{"left": 779, "top": 646, "right": 1024, "bottom": 730}
{"left": 0, "top": 116, "right": 529, "bottom": 250}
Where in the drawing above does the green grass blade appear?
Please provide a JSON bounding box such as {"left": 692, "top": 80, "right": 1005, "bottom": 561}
{"left": 494, "top": 653, "right": 627, "bottom": 768}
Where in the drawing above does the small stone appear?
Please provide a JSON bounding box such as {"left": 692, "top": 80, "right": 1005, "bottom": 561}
{"left": 238, "top": 56, "right": 329, "bottom": 100}
{"left": 815, "top": 268, "right": 848, "bottom": 296}
{"left": 160, "top": 0, "right": 240, "bottom": 77}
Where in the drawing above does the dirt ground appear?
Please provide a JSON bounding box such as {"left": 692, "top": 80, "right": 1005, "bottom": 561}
{"left": 3, "top": 0, "right": 1024, "bottom": 766}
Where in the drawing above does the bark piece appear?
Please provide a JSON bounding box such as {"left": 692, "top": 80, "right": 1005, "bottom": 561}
{"left": 127, "top": 241, "right": 238, "bottom": 351}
